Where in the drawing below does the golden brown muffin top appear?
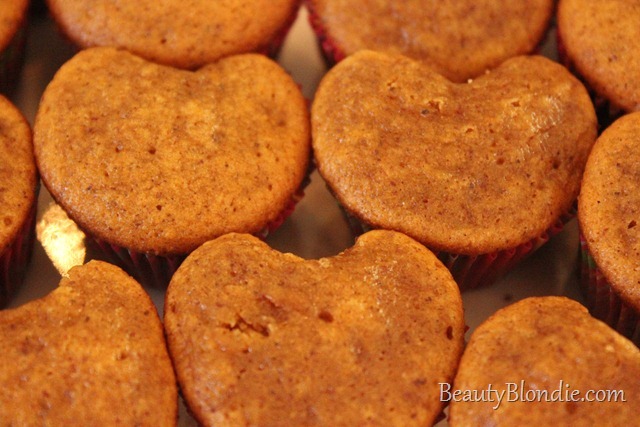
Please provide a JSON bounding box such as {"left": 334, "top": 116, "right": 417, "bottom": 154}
{"left": 0, "top": 95, "right": 36, "bottom": 257}
{"left": 308, "top": 0, "right": 553, "bottom": 82}
{"left": 558, "top": 0, "right": 640, "bottom": 112}
{"left": 0, "top": 0, "right": 28, "bottom": 52}
{"left": 47, "top": 0, "right": 299, "bottom": 69}
{"left": 46, "top": 0, "right": 299, "bottom": 69}
{"left": 312, "top": 51, "right": 597, "bottom": 255}
{"left": 579, "top": 113, "right": 640, "bottom": 312}
{"left": 449, "top": 297, "right": 640, "bottom": 426}
{"left": 165, "top": 230, "right": 465, "bottom": 427}
{"left": 0, "top": 260, "right": 178, "bottom": 425}
{"left": 34, "top": 47, "right": 310, "bottom": 256}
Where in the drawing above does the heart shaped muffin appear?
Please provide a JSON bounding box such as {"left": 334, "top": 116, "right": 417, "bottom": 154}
{"left": 558, "top": 0, "right": 640, "bottom": 114}
{"left": 0, "top": 261, "right": 177, "bottom": 425}
{"left": 448, "top": 297, "right": 640, "bottom": 425}
{"left": 46, "top": 0, "right": 300, "bottom": 69}
{"left": 34, "top": 47, "right": 310, "bottom": 286}
{"left": 307, "top": 0, "right": 554, "bottom": 82}
{"left": 312, "top": 51, "right": 597, "bottom": 288}
{"left": 0, "top": 95, "right": 37, "bottom": 307}
{"left": 578, "top": 112, "right": 640, "bottom": 345}
{"left": 164, "top": 230, "right": 465, "bottom": 426}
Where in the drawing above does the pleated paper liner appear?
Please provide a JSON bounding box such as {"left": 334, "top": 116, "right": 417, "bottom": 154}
{"left": 436, "top": 212, "right": 573, "bottom": 290}
{"left": 85, "top": 183, "right": 309, "bottom": 289}
{"left": 305, "top": 1, "right": 346, "bottom": 67}
{"left": 579, "top": 236, "right": 640, "bottom": 346}
{"left": 0, "top": 197, "right": 37, "bottom": 307}
{"left": 343, "top": 203, "right": 575, "bottom": 290}
{"left": 85, "top": 237, "right": 185, "bottom": 291}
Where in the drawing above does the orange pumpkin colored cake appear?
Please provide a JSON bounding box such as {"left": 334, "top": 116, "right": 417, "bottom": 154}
{"left": 165, "top": 230, "right": 465, "bottom": 426}
{"left": 0, "top": 261, "right": 178, "bottom": 425}
{"left": 579, "top": 112, "right": 640, "bottom": 345}
{"left": 307, "top": 0, "right": 554, "bottom": 82}
{"left": 0, "top": 95, "right": 37, "bottom": 307}
{"left": 312, "top": 51, "right": 597, "bottom": 288}
{"left": 558, "top": 0, "right": 640, "bottom": 120}
{"left": 449, "top": 297, "right": 640, "bottom": 425}
{"left": 34, "top": 47, "right": 310, "bottom": 287}
{"left": 46, "top": 0, "right": 301, "bottom": 68}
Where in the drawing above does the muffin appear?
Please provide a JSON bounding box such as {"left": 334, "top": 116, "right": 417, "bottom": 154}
{"left": 557, "top": 0, "right": 640, "bottom": 125}
{"left": 312, "top": 51, "right": 597, "bottom": 289}
{"left": 449, "top": 297, "right": 640, "bottom": 425}
{"left": 34, "top": 47, "right": 310, "bottom": 287}
{"left": 306, "top": 0, "right": 554, "bottom": 82}
{"left": 0, "top": 260, "right": 177, "bottom": 425}
{"left": 0, "top": 0, "right": 29, "bottom": 94}
{"left": 578, "top": 112, "right": 640, "bottom": 345}
{"left": 0, "top": 95, "right": 37, "bottom": 307}
{"left": 164, "top": 230, "right": 465, "bottom": 426}
{"left": 46, "top": 0, "right": 301, "bottom": 69}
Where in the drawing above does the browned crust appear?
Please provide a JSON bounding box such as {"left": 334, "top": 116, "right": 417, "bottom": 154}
{"left": 34, "top": 47, "right": 310, "bottom": 256}
{"left": 307, "top": 0, "right": 553, "bottom": 82}
{"left": 46, "top": 0, "right": 301, "bottom": 69}
{"left": 578, "top": 112, "right": 640, "bottom": 312}
{"left": 449, "top": 296, "right": 640, "bottom": 425}
{"left": 165, "top": 230, "right": 465, "bottom": 426}
{"left": 0, "top": 260, "right": 178, "bottom": 425}
{"left": 557, "top": 0, "right": 640, "bottom": 112}
{"left": 312, "top": 51, "right": 596, "bottom": 255}
{"left": 0, "top": 95, "right": 36, "bottom": 257}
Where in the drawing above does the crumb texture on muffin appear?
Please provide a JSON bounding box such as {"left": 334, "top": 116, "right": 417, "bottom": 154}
{"left": 0, "top": 95, "right": 36, "bottom": 256}
{"left": 312, "top": 51, "right": 596, "bottom": 255}
{"left": 46, "top": 0, "right": 300, "bottom": 68}
{"left": 165, "top": 230, "right": 465, "bottom": 426}
{"left": 558, "top": 0, "right": 640, "bottom": 112}
{"left": 308, "top": 0, "right": 553, "bottom": 82}
{"left": 579, "top": 112, "right": 640, "bottom": 312}
{"left": 449, "top": 296, "right": 640, "bottom": 426}
{"left": 34, "top": 47, "right": 310, "bottom": 256}
{"left": 0, "top": 260, "right": 178, "bottom": 425}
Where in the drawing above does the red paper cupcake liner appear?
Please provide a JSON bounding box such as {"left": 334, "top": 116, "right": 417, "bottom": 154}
{"left": 556, "top": 29, "right": 623, "bottom": 130}
{"left": 255, "top": 176, "right": 309, "bottom": 239}
{"left": 0, "top": 198, "right": 37, "bottom": 307}
{"left": 0, "top": 20, "right": 28, "bottom": 96}
{"left": 579, "top": 235, "right": 640, "bottom": 346}
{"left": 341, "top": 201, "right": 575, "bottom": 290}
{"left": 86, "top": 237, "right": 186, "bottom": 290}
{"left": 305, "top": 1, "right": 346, "bottom": 67}
{"left": 437, "top": 210, "right": 573, "bottom": 290}
{"left": 86, "top": 182, "right": 310, "bottom": 289}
